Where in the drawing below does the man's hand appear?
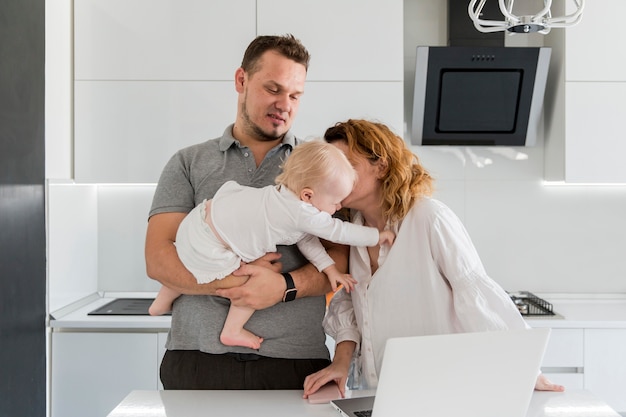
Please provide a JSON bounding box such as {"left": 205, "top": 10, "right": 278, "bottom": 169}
{"left": 216, "top": 262, "right": 284, "bottom": 310}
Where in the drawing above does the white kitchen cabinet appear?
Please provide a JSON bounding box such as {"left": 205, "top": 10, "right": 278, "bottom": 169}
{"left": 72, "top": 0, "right": 404, "bottom": 183}
{"left": 51, "top": 332, "right": 159, "bottom": 417}
{"left": 565, "top": 0, "right": 626, "bottom": 82}
{"left": 544, "top": 0, "right": 626, "bottom": 183}
{"left": 257, "top": 0, "right": 403, "bottom": 82}
{"left": 540, "top": 328, "right": 584, "bottom": 389}
{"left": 564, "top": 83, "right": 626, "bottom": 183}
{"left": 74, "top": 0, "right": 256, "bottom": 81}
{"left": 583, "top": 329, "right": 626, "bottom": 413}
{"left": 74, "top": 80, "right": 237, "bottom": 183}
{"left": 256, "top": 0, "right": 403, "bottom": 137}
{"left": 292, "top": 81, "right": 404, "bottom": 140}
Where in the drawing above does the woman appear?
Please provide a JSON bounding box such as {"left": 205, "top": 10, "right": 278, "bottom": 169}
{"left": 302, "top": 119, "right": 564, "bottom": 398}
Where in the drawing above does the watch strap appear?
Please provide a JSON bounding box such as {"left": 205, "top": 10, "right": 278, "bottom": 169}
{"left": 282, "top": 272, "right": 297, "bottom": 302}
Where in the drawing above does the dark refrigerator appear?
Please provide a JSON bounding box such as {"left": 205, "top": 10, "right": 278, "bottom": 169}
{"left": 0, "top": 0, "right": 47, "bottom": 415}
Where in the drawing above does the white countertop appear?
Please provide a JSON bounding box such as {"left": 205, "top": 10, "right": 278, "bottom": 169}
{"left": 50, "top": 292, "right": 170, "bottom": 330}
{"left": 50, "top": 292, "right": 626, "bottom": 330}
{"left": 106, "top": 389, "right": 621, "bottom": 417}
{"left": 525, "top": 294, "right": 626, "bottom": 329}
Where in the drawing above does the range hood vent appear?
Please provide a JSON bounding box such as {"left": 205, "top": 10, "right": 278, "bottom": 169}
{"left": 448, "top": 0, "right": 504, "bottom": 46}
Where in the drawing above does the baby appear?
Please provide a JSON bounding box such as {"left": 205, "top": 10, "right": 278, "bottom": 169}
{"left": 149, "top": 140, "right": 395, "bottom": 349}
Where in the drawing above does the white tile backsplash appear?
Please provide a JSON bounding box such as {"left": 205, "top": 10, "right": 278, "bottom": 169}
{"left": 48, "top": 159, "right": 626, "bottom": 303}
{"left": 464, "top": 180, "right": 626, "bottom": 293}
{"left": 97, "top": 184, "right": 160, "bottom": 292}
{"left": 48, "top": 182, "right": 99, "bottom": 312}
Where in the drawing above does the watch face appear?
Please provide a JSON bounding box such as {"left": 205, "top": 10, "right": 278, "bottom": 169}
{"left": 283, "top": 288, "right": 297, "bottom": 302}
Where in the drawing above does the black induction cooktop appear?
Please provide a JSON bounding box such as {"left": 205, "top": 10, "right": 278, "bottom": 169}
{"left": 88, "top": 298, "right": 170, "bottom": 316}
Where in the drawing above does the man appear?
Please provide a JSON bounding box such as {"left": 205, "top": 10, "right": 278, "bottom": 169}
{"left": 145, "top": 34, "right": 348, "bottom": 389}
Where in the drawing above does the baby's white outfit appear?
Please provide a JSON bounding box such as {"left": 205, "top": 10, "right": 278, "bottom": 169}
{"left": 175, "top": 180, "right": 379, "bottom": 283}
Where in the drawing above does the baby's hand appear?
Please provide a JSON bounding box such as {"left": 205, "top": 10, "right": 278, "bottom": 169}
{"left": 328, "top": 273, "right": 357, "bottom": 293}
{"left": 379, "top": 230, "right": 395, "bottom": 246}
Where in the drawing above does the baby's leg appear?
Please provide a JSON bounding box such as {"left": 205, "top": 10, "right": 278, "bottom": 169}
{"left": 149, "top": 285, "right": 181, "bottom": 316}
{"left": 220, "top": 305, "right": 263, "bottom": 350}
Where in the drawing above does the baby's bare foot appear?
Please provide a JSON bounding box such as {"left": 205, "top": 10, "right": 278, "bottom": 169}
{"left": 220, "top": 329, "right": 263, "bottom": 350}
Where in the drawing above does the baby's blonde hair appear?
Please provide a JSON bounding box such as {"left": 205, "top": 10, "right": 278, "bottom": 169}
{"left": 275, "top": 140, "right": 357, "bottom": 193}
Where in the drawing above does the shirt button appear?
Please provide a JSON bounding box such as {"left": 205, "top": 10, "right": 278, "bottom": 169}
{"left": 247, "top": 168, "right": 253, "bottom": 172}
{"left": 243, "top": 152, "right": 249, "bottom": 157}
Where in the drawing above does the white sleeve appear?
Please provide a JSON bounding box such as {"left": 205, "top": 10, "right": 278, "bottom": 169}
{"left": 429, "top": 207, "right": 529, "bottom": 332}
{"left": 296, "top": 234, "right": 335, "bottom": 272}
{"left": 298, "top": 208, "right": 379, "bottom": 247}
{"left": 323, "top": 288, "right": 361, "bottom": 349}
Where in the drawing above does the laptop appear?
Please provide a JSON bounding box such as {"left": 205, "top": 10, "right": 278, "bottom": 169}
{"left": 331, "top": 328, "right": 550, "bottom": 417}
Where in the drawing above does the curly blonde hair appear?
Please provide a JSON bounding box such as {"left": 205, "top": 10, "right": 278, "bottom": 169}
{"left": 324, "top": 119, "right": 433, "bottom": 223}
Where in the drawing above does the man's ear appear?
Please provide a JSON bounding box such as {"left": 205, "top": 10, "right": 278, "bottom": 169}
{"left": 235, "top": 68, "right": 246, "bottom": 93}
{"left": 300, "top": 187, "right": 314, "bottom": 203}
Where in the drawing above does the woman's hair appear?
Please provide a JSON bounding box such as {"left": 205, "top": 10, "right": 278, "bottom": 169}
{"left": 241, "top": 34, "right": 310, "bottom": 75}
{"left": 324, "top": 119, "right": 433, "bottom": 223}
{"left": 275, "top": 140, "right": 356, "bottom": 194}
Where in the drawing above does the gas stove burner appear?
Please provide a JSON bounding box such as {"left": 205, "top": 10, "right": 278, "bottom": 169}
{"left": 508, "top": 291, "right": 555, "bottom": 316}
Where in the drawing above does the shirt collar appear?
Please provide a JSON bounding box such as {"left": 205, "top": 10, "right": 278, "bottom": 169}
{"left": 218, "top": 124, "right": 297, "bottom": 152}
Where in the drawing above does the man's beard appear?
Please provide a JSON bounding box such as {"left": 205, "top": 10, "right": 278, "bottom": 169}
{"left": 241, "top": 99, "right": 285, "bottom": 142}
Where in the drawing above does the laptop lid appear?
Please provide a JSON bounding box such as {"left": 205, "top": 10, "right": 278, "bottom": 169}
{"left": 331, "top": 328, "right": 550, "bottom": 417}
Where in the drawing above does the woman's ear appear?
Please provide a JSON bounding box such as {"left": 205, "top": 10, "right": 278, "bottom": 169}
{"left": 300, "top": 188, "right": 314, "bottom": 203}
{"left": 376, "top": 159, "right": 389, "bottom": 179}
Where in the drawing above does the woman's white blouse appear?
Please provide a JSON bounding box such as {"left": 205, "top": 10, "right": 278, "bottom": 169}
{"left": 323, "top": 197, "right": 528, "bottom": 389}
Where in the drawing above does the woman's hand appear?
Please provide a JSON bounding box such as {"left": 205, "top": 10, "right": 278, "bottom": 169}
{"left": 303, "top": 362, "right": 350, "bottom": 399}
{"left": 534, "top": 373, "right": 565, "bottom": 392}
{"left": 303, "top": 341, "right": 356, "bottom": 399}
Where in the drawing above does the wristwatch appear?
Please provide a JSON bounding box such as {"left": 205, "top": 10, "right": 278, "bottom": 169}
{"left": 282, "top": 272, "right": 297, "bottom": 302}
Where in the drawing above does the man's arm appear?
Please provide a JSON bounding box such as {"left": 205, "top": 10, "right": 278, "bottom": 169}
{"left": 217, "top": 240, "right": 349, "bottom": 310}
{"left": 145, "top": 212, "right": 223, "bottom": 295}
{"left": 145, "top": 212, "right": 283, "bottom": 295}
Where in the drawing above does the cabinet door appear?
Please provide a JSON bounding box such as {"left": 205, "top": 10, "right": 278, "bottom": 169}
{"left": 74, "top": 81, "right": 236, "bottom": 183}
{"left": 292, "top": 82, "right": 404, "bottom": 140}
{"left": 257, "top": 0, "right": 404, "bottom": 139}
{"left": 564, "top": 82, "right": 626, "bottom": 183}
{"left": 584, "top": 329, "right": 626, "bottom": 413}
{"left": 257, "top": 0, "right": 403, "bottom": 82}
{"left": 51, "top": 332, "right": 158, "bottom": 417}
{"left": 540, "top": 328, "right": 584, "bottom": 389}
{"left": 74, "top": 0, "right": 256, "bottom": 80}
{"left": 565, "top": 0, "right": 626, "bottom": 82}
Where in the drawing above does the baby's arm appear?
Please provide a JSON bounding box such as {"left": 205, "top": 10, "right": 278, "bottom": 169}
{"left": 378, "top": 229, "right": 395, "bottom": 246}
{"left": 323, "top": 264, "right": 357, "bottom": 293}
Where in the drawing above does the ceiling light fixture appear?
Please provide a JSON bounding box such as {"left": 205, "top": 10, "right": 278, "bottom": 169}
{"left": 468, "top": 0, "right": 584, "bottom": 34}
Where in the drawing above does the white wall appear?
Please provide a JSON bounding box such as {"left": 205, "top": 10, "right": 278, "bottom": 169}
{"left": 403, "top": 0, "right": 626, "bottom": 293}
{"left": 47, "top": 1, "right": 626, "bottom": 305}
